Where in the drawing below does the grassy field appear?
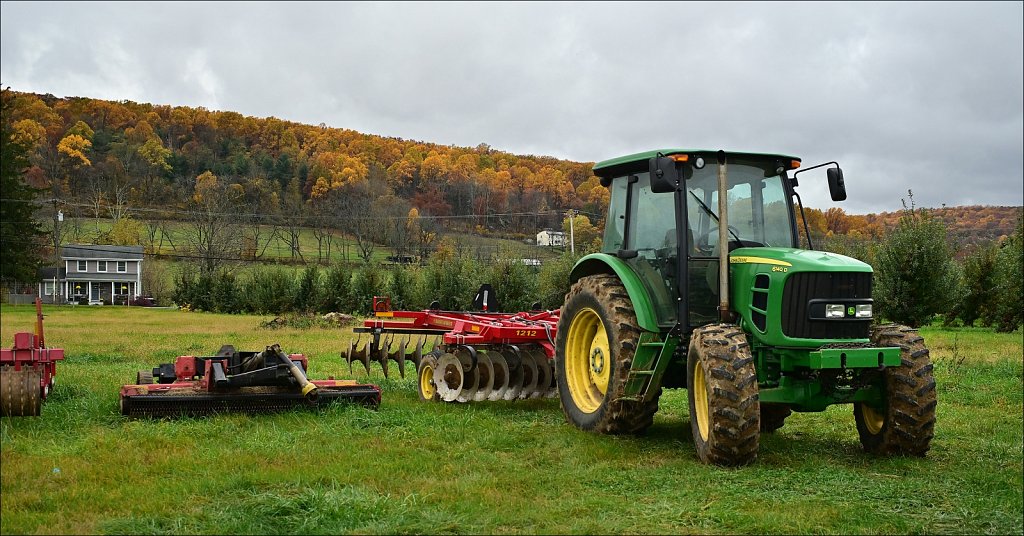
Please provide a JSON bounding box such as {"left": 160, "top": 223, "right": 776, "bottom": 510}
{"left": 1, "top": 305, "right": 1021, "bottom": 535}
{"left": 65, "top": 217, "right": 561, "bottom": 265}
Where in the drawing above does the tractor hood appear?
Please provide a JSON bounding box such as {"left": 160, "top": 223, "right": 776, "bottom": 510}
{"left": 729, "top": 247, "right": 872, "bottom": 273}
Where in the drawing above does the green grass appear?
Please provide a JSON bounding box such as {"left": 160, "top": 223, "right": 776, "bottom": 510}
{"left": 2, "top": 306, "right": 1021, "bottom": 534}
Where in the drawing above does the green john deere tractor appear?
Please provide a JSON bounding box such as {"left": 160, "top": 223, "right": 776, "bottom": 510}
{"left": 555, "top": 149, "right": 937, "bottom": 466}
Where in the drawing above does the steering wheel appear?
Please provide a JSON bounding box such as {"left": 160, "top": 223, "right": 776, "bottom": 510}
{"left": 694, "top": 225, "right": 740, "bottom": 252}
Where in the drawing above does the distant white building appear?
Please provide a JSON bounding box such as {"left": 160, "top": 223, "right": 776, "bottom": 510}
{"left": 536, "top": 229, "right": 566, "bottom": 247}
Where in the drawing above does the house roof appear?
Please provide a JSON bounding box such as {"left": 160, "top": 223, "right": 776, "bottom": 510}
{"left": 38, "top": 267, "right": 67, "bottom": 279}
{"left": 61, "top": 244, "right": 144, "bottom": 260}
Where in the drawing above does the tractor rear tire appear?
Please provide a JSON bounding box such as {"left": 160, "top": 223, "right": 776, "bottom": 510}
{"left": 555, "top": 274, "right": 660, "bottom": 435}
{"left": 855, "top": 324, "right": 936, "bottom": 456}
{"left": 760, "top": 404, "right": 791, "bottom": 433}
{"left": 687, "top": 324, "right": 760, "bottom": 466}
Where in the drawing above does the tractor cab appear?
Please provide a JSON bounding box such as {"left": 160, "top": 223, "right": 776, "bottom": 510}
{"left": 590, "top": 149, "right": 805, "bottom": 328}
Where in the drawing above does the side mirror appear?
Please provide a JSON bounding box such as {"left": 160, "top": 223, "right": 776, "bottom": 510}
{"left": 827, "top": 167, "right": 847, "bottom": 201}
{"left": 649, "top": 156, "right": 681, "bottom": 193}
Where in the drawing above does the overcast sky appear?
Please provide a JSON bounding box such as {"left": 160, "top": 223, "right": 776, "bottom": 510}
{"left": 2, "top": 1, "right": 1022, "bottom": 214}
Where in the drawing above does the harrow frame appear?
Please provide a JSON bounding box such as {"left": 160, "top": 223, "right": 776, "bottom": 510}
{"left": 343, "top": 299, "right": 561, "bottom": 402}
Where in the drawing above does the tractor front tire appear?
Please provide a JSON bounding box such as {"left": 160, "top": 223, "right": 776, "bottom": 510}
{"left": 687, "top": 324, "right": 760, "bottom": 466}
{"left": 855, "top": 324, "right": 936, "bottom": 456}
{"left": 555, "top": 274, "right": 660, "bottom": 435}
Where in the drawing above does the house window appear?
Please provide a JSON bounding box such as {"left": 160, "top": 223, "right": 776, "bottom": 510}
{"left": 77, "top": 260, "right": 87, "bottom": 272}
{"left": 44, "top": 281, "right": 55, "bottom": 296}
{"left": 98, "top": 261, "right": 107, "bottom": 272}
{"left": 117, "top": 261, "right": 127, "bottom": 272}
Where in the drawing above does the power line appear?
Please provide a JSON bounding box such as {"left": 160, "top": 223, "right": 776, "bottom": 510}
{"left": 0, "top": 197, "right": 603, "bottom": 222}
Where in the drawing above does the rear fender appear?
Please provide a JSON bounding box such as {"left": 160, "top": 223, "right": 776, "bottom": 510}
{"left": 569, "top": 253, "right": 660, "bottom": 333}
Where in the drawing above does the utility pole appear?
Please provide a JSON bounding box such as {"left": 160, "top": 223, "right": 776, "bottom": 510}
{"left": 566, "top": 209, "right": 578, "bottom": 255}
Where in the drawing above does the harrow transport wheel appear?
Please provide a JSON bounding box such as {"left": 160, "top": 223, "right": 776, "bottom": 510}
{"left": 855, "top": 324, "right": 937, "bottom": 456}
{"left": 417, "top": 353, "right": 440, "bottom": 402}
{"left": 760, "top": 404, "right": 792, "bottom": 433}
{"left": 686, "top": 324, "right": 760, "bottom": 466}
{"left": 1, "top": 366, "right": 42, "bottom": 417}
{"left": 555, "top": 274, "right": 660, "bottom": 434}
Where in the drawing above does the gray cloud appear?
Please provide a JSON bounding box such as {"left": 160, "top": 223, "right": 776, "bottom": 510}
{"left": 2, "top": 1, "right": 1021, "bottom": 214}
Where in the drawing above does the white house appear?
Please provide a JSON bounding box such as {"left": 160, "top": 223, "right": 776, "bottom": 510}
{"left": 40, "top": 245, "right": 144, "bottom": 305}
{"left": 536, "top": 229, "right": 566, "bottom": 247}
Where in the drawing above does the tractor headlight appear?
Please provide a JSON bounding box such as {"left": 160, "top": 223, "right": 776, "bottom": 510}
{"left": 855, "top": 304, "right": 873, "bottom": 318}
{"left": 825, "top": 304, "right": 846, "bottom": 318}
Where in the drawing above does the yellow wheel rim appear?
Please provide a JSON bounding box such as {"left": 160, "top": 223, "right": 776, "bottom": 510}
{"left": 565, "top": 308, "right": 611, "bottom": 413}
{"left": 693, "top": 362, "right": 710, "bottom": 441}
{"left": 420, "top": 362, "right": 436, "bottom": 400}
{"left": 861, "top": 403, "right": 885, "bottom": 435}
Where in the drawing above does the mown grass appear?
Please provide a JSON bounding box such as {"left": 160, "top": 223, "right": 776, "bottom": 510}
{"left": 1, "top": 305, "right": 1021, "bottom": 534}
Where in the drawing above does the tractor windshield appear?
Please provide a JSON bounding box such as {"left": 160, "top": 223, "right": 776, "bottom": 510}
{"left": 686, "top": 162, "right": 796, "bottom": 252}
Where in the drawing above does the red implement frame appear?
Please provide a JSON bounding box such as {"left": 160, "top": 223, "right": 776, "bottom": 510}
{"left": 357, "top": 308, "right": 561, "bottom": 357}
{"left": 0, "top": 298, "right": 65, "bottom": 400}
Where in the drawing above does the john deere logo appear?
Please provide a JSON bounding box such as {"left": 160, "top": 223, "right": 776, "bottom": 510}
{"left": 847, "top": 306, "right": 855, "bottom": 316}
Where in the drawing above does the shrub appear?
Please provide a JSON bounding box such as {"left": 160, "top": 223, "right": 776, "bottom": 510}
{"left": 240, "top": 266, "right": 294, "bottom": 315}
{"left": 415, "top": 238, "right": 483, "bottom": 310}
{"left": 485, "top": 245, "right": 538, "bottom": 312}
{"left": 988, "top": 215, "right": 1023, "bottom": 332}
{"left": 947, "top": 242, "right": 999, "bottom": 327}
{"left": 537, "top": 251, "right": 580, "bottom": 310}
{"left": 387, "top": 264, "right": 416, "bottom": 311}
{"left": 873, "top": 193, "right": 961, "bottom": 327}
{"left": 293, "top": 265, "right": 321, "bottom": 313}
{"left": 322, "top": 262, "right": 354, "bottom": 314}
{"left": 351, "top": 263, "right": 386, "bottom": 314}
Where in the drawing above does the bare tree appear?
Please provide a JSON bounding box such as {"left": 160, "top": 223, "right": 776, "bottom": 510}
{"left": 182, "top": 172, "right": 244, "bottom": 274}
{"left": 309, "top": 193, "right": 341, "bottom": 264}
{"left": 280, "top": 177, "right": 306, "bottom": 262}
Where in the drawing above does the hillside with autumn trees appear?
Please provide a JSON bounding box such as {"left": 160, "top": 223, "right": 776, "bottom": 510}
{"left": 3, "top": 89, "right": 1021, "bottom": 266}
{"left": 4, "top": 90, "right": 607, "bottom": 255}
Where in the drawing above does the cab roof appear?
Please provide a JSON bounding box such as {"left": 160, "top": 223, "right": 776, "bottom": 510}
{"left": 592, "top": 148, "right": 801, "bottom": 180}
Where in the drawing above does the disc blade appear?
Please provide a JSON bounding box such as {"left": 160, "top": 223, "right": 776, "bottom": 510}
{"left": 503, "top": 350, "right": 524, "bottom": 401}
{"left": 472, "top": 353, "right": 494, "bottom": 402}
{"left": 486, "top": 351, "right": 510, "bottom": 401}
{"left": 526, "top": 347, "right": 551, "bottom": 400}
{"left": 455, "top": 351, "right": 479, "bottom": 403}
{"left": 434, "top": 353, "right": 463, "bottom": 403}
{"left": 411, "top": 337, "right": 425, "bottom": 370}
{"left": 518, "top": 354, "right": 538, "bottom": 400}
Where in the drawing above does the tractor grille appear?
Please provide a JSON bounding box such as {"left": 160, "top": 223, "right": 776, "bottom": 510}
{"left": 781, "top": 272, "right": 872, "bottom": 339}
